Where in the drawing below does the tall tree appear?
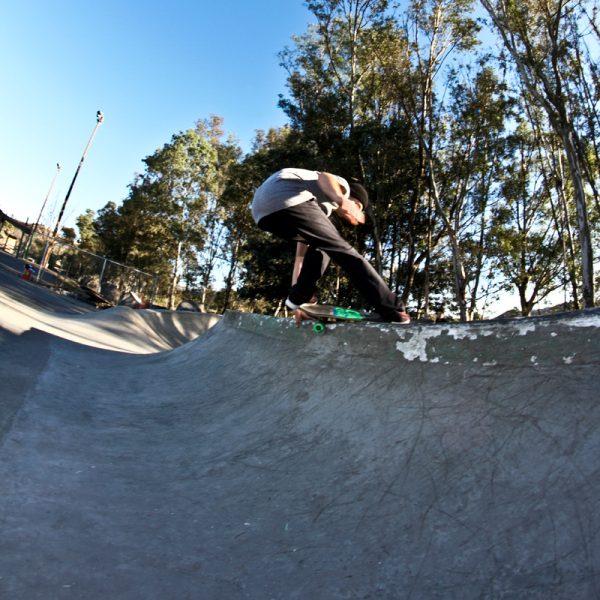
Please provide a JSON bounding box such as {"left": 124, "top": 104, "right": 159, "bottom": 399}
{"left": 480, "top": 0, "right": 597, "bottom": 306}
{"left": 435, "top": 63, "right": 513, "bottom": 319}
{"left": 221, "top": 127, "right": 311, "bottom": 312}
{"left": 522, "top": 98, "right": 582, "bottom": 308}
{"left": 89, "top": 122, "right": 232, "bottom": 308}
{"left": 489, "top": 120, "right": 565, "bottom": 315}
{"left": 141, "top": 129, "right": 217, "bottom": 308}
{"left": 75, "top": 208, "right": 100, "bottom": 253}
{"left": 391, "top": 0, "right": 481, "bottom": 318}
{"left": 192, "top": 117, "right": 242, "bottom": 310}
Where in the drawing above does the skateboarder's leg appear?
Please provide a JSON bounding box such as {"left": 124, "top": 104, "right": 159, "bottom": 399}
{"left": 259, "top": 201, "right": 404, "bottom": 321}
{"left": 328, "top": 248, "right": 402, "bottom": 320}
{"left": 289, "top": 245, "right": 330, "bottom": 305}
{"left": 258, "top": 201, "right": 331, "bottom": 304}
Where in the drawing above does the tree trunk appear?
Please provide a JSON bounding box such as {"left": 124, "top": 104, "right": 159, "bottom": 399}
{"left": 558, "top": 125, "right": 594, "bottom": 307}
{"left": 168, "top": 240, "right": 182, "bottom": 310}
{"left": 480, "top": 0, "right": 595, "bottom": 307}
{"left": 429, "top": 167, "right": 468, "bottom": 321}
{"left": 222, "top": 239, "right": 240, "bottom": 312}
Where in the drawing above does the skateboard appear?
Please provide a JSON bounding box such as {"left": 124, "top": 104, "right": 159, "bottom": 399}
{"left": 296, "top": 303, "right": 374, "bottom": 333}
{"left": 81, "top": 285, "right": 113, "bottom": 308}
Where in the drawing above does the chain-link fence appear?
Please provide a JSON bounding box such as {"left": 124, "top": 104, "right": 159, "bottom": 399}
{"left": 20, "top": 231, "right": 158, "bottom": 305}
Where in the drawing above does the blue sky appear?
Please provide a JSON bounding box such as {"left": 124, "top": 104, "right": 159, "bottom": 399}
{"left": 0, "top": 0, "right": 312, "bottom": 231}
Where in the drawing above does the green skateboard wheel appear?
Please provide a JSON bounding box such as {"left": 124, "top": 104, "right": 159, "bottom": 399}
{"left": 313, "top": 322, "right": 325, "bottom": 334}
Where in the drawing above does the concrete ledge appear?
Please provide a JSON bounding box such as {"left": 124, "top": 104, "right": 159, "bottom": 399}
{"left": 223, "top": 308, "right": 600, "bottom": 367}
{"left": 1, "top": 286, "right": 599, "bottom": 599}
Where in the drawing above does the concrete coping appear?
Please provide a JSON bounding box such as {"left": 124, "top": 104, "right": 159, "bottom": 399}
{"left": 221, "top": 308, "right": 600, "bottom": 368}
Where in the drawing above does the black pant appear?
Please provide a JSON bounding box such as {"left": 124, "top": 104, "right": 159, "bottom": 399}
{"left": 258, "top": 200, "right": 403, "bottom": 320}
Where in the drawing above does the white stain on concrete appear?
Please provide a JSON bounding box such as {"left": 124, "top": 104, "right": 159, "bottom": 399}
{"left": 395, "top": 329, "right": 442, "bottom": 362}
{"left": 393, "top": 319, "right": 542, "bottom": 362}
{"left": 562, "top": 314, "right": 600, "bottom": 328}
{"left": 449, "top": 326, "right": 494, "bottom": 340}
{"left": 446, "top": 320, "right": 537, "bottom": 340}
{"left": 513, "top": 321, "right": 538, "bottom": 335}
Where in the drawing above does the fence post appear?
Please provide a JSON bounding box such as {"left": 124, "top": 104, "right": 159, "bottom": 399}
{"left": 150, "top": 275, "right": 159, "bottom": 305}
{"left": 35, "top": 239, "right": 51, "bottom": 283}
{"left": 99, "top": 257, "right": 108, "bottom": 286}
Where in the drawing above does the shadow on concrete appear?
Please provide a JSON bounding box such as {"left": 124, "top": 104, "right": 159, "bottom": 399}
{"left": 0, "top": 326, "right": 53, "bottom": 440}
{"left": 0, "top": 255, "right": 93, "bottom": 316}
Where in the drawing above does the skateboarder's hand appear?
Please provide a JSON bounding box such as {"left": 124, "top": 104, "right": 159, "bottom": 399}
{"left": 293, "top": 309, "right": 312, "bottom": 328}
{"left": 337, "top": 197, "right": 365, "bottom": 226}
{"left": 292, "top": 295, "right": 318, "bottom": 327}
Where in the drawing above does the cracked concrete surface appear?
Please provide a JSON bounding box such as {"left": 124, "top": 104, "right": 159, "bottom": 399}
{"left": 1, "top": 263, "right": 599, "bottom": 599}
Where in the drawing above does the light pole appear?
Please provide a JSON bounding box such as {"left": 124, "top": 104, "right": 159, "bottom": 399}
{"left": 24, "top": 162, "right": 61, "bottom": 259}
{"left": 41, "top": 110, "right": 104, "bottom": 270}
{"left": 52, "top": 110, "right": 104, "bottom": 238}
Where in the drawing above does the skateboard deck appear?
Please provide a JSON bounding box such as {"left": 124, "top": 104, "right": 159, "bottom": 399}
{"left": 297, "top": 303, "right": 371, "bottom": 333}
{"left": 81, "top": 285, "right": 113, "bottom": 308}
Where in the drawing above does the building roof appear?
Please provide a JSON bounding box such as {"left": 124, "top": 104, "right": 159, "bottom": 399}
{"left": 0, "top": 209, "right": 34, "bottom": 235}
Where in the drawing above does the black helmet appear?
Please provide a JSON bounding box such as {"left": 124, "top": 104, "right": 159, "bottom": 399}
{"left": 348, "top": 180, "right": 368, "bottom": 209}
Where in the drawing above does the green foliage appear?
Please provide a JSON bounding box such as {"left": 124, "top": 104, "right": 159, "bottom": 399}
{"left": 481, "top": 0, "right": 598, "bottom": 307}
{"left": 60, "top": 227, "right": 76, "bottom": 244}
{"left": 487, "top": 119, "right": 565, "bottom": 312}
{"left": 75, "top": 120, "right": 241, "bottom": 308}
{"left": 73, "top": 0, "right": 599, "bottom": 317}
{"left": 75, "top": 209, "right": 100, "bottom": 252}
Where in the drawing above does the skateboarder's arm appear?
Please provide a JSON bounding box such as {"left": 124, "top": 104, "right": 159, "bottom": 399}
{"left": 316, "top": 172, "right": 348, "bottom": 206}
{"left": 317, "top": 172, "right": 365, "bottom": 226}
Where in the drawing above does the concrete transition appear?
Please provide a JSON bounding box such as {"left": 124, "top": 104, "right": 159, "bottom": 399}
{"left": 1, "top": 272, "right": 599, "bottom": 599}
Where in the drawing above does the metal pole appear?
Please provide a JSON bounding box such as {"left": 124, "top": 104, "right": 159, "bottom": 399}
{"left": 41, "top": 110, "right": 104, "bottom": 270}
{"left": 99, "top": 256, "right": 108, "bottom": 286}
{"left": 24, "top": 163, "right": 61, "bottom": 259}
{"left": 52, "top": 110, "right": 104, "bottom": 238}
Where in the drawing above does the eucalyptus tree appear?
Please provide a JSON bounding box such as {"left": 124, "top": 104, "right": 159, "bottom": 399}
{"left": 89, "top": 187, "right": 174, "bottom": 296}
{"left": 277, "top": 0, "right": 438, "bottom": 315}
{"left": 280, "top": 0, "right": 393, "bottom": 157}
{"left": 135, "top": 129, "right": 218, "bottom": 307}
{"left": 489, "top": 120, "right": 566, "bottom": 315}
{"left": 75, "top": 208, "right": 100, "bottom": 253}
{"left": 480, "top": 0, "right": 598, "bottom": 307}
{"left": 220, "top": 127, "right": 315, "bottom": 312}
{"left": 218, "top": 153, "right": 265, "bottom": 312}
{"left": 390, "top": 0, "right": 482, "bottom": 319}
{"left": 438, "top": 64, "right": 514, "bottom": 319}
{"left": 521, "top": 99, "right": 582, "bottom": 309}
{"left": 189, "top": 117, "right": 242, "bottom": 310}
{"left": 93, "top": 201, "right": 134, "bottom": 264}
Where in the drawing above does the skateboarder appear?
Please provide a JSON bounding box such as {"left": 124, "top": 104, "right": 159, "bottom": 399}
{"left": 251, "top": 168, "right": 410, "bottom": 323}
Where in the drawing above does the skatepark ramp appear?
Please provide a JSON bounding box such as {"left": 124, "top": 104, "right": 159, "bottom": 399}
{"left": 1, "top": 289, "right": 599, "bottom": 598}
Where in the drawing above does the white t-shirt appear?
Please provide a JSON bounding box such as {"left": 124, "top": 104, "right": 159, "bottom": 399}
{"left": 251, "top": 168, "right": 349, "bottom": 223}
